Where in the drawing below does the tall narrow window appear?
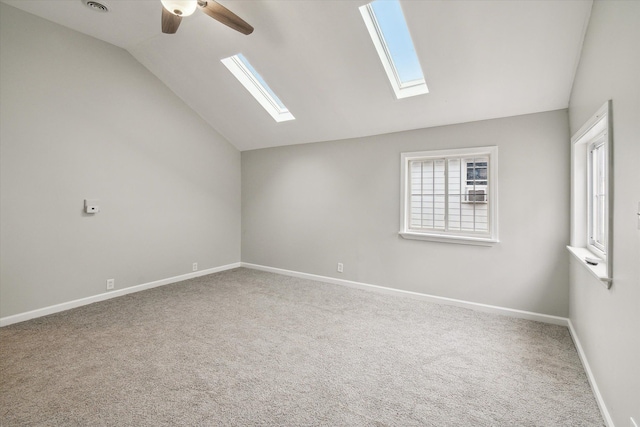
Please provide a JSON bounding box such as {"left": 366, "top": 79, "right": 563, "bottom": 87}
{"left": 400, "top": 146, "right": 498, "bottom": 245}
{"left": 588, "top": 139, "right": 607, "bottom": 255}
{"left": 568, "top": 100, "right": 612, "bottom": 287}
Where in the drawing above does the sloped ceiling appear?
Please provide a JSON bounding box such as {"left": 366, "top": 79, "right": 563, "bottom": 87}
{"left": 2, "top": 0, "right": 592, "bottom": 151}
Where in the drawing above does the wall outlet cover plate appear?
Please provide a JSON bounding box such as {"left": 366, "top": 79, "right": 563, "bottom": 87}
{"left": 84, "top": 199, "right": 100, "bottom": 213}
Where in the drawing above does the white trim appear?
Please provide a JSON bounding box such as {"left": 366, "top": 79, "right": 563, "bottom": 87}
{"left": 567, "top": 246, "right": 611, "bottom": 288}
{"left": 571, "top": 101, "right": 610, "bottom": 145}
{"left": 241, "top": 262, "right": 568, "bottom": 326}
{"left": 0, "top": 262, "right": 241, "bottom": 327}
{"left": 399, "top": 231, "right": 498, "bottom": 246}
{"left": 567, "top": 319, "right": 615, "bottom": 427}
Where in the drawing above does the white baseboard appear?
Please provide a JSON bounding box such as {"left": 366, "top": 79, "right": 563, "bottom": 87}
{"left": 240, "top": 262, "right": 569, "bottom": 327}
{"left": 0, "top": 262, "right": 241, "bottom": 327}
{"left": 567, "top": 319, "right": 615, "bottom": 427}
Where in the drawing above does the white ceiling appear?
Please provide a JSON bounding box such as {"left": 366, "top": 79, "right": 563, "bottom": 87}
{"left": 2, "top": 0, "right": 592, "bottom": 151}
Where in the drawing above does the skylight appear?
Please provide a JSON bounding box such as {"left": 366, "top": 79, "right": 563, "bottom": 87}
{"left": 359, "top": 0, "right": 428, "bottom": 99}
{"left": 221, "top": 54, "right": 294, "bottom": 122}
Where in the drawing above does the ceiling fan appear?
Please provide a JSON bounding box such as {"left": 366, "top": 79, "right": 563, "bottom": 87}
{"left": 160, "top": 0, "right": 253, "bottom": 35}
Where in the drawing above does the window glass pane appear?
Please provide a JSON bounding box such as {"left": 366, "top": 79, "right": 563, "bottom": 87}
{"left": 465, "top": 158, "right": 488, "bottom": 186}
{"left": 598, "top": 145, "right": 605, "bottom": 193}
{"left": 410, "top": 194, "right": 421, "bottom": 229}
{"left": 474, "top": 203, "right": 489, "bottom": 231}
{"left": 236, "top": 54, "right": 287, "bottom": 111}
{"left": 422, "top": 160, "right": 434, "bottom": 195}
{"left": 597, "top": 195, "right": 604, "bottom": 244}
{"left": 409, "top": 161, "right": 423, "bottom": 229}
{"left": 460, "top": 209, "right": 475, "bottom": 230}
{"left": 447, "top": 159, "right": 461, "bottom": 230}
{"left": 434, "top": 194, "right": 445, "bottom": 229}
{"left": 369, "top": 0, "right": 425, "bottom": 84}
{"left": 588, "top": 141, "right": 606, "bottom": 252}
{"left": 409, "top": 159, "right": 448, "bottom": 231}
{"left": 590, "top": 150, "right": 595, "bottom": 244}
{"left": 448, "top": 158, "right": 462, "bottom": 195}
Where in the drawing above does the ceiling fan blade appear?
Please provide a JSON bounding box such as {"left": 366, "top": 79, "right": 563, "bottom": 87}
{"left": 199, "top": 1, "right": 254, "bottom": 35}
{"left": 162, "top": 6, "right": 182, "bottom": 34}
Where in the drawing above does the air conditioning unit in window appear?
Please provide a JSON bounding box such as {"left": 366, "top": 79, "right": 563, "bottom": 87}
{"left": 464, "top": 187, "right": 487, "bottom": 203}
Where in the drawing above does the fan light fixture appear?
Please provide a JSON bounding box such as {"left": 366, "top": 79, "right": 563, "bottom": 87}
{"left": 161, "top": 0, "right": 197, "bottom": 16}
{"left": 159, "top": 0, "right": 253, "bottom": 35}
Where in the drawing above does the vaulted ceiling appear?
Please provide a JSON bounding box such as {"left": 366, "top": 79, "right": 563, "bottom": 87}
{"left": 2, "top": 0, "right": 592, "bottom": 151}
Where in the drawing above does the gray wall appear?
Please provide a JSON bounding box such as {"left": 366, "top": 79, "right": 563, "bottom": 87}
{"left": 568, "top": 1, "right": 640, "bottom": 426}
{"left": 242, "top": 110, "right": 571, "bottom": 317}
{"left": 0, "top": 4, "right": 241, "bottom": 318}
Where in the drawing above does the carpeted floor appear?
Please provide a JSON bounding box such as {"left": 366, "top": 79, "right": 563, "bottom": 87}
{"left": 1, "top": 268, "right": 603, "bottom": 426}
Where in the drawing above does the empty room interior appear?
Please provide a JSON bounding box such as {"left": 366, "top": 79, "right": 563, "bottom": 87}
{"left": 0, "top": 0, "right": 638, "bottom": 425}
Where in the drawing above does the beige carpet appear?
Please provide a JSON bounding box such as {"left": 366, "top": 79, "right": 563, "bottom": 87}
{"left": 1, "top": 268, "right": 603, "bottom": 426}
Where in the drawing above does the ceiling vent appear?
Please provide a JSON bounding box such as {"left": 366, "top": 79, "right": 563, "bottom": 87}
{"left": 82, "top": 0, "right": 109, "bottom": 12}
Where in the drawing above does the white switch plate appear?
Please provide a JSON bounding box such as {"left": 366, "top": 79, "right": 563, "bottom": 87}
{"left": 337, "top": 263, "right": 343, "bottom": 273}
{"left": 192, "top": 262, "right": 198, "bottom": 272}
{"left": 106, "top": 279, "right": 114, "bottom": 290}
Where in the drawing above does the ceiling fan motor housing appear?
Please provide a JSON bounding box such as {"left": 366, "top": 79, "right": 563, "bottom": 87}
{"left": 161, "top": 0, "right": 197, "bottom": 16}
{"left": 160, "top": 0, "right": 253, "bottom": 36}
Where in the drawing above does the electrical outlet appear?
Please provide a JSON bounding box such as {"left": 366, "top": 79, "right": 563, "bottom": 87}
{"left": 106, "top": 279, "right": 114, "bottom": 290}
{"left": 84, "top": 199, "right": 100, "bottom": 214}
{"left": 192, "top": 262, "right": 198, "bottom": 272}
{"left": 337, "top": 262, "right": 343, "bottom": 273}
{"left": 631, "top": 417, "right": 638, "bottom": 427}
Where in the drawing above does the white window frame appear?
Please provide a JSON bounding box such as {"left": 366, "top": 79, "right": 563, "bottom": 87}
{"left": 359, "top": 1, "right": 428, "bottom": 99}
{"left": 568, "top": 100, "right": 613, "bottom": 287}
{"left": 399, "top": 146, "right": 499, "bottom": 246}
{"left": 221, "top": 54, "right": 295, "bottom": 123}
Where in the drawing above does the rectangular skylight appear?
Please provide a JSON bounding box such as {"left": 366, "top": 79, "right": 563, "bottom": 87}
{"left": 221, "top": 54, "right": 294, "bottom": 122}
{"left": 359, "top": 0, "right": 428, "bottom": 99}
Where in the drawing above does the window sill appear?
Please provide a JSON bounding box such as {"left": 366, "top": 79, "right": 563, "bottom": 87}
{"left": 399, "top": 231, "right": 498, "bottom": 247}
{"left": 566, "top": 246, "right": 612, "bottom": 289}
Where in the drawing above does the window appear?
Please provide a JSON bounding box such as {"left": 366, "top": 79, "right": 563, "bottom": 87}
{"left": 588, "top": 139, "right": 607, "bottom": 254}
{"left": 359, "top": 0, "right": 428, "bottom": 99}
{"left": 466, "top": 161, "right": 487, "bottom": 186}
{"left": 568, "top": 100, "right": 612, "bottom": 286}
{"left": 221, "top": 53, "right": 294, "bottom": 123}
{"left": 400, "top": 146, "right": 498, "bottom": 245}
